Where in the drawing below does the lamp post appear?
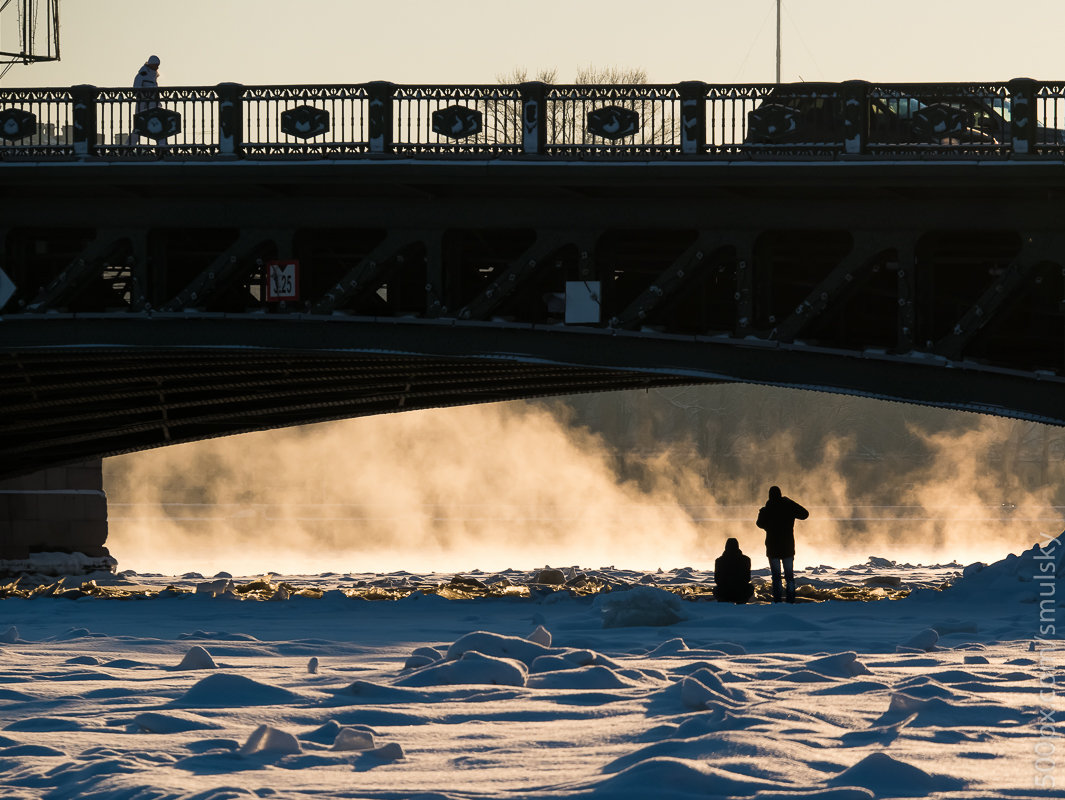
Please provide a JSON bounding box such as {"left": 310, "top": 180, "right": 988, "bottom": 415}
{"left": 776, "top": 0, "right": 782, "bottom": 84}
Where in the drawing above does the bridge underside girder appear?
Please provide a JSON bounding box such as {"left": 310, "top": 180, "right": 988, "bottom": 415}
{"left": 1, "top": 160, "right": 1063, "bottom": 476}
{"left": 0, "top": 344, "right": 701, "bottom": 477}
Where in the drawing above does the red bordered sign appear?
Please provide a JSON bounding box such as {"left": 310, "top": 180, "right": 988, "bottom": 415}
{"left": 264, "top": 260, "right": 300, "bottom": 302}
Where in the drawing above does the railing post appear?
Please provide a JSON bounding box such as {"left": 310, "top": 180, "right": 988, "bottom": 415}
{"left": 679, "top": 81, "right": 707, "bottom": 155}
{"left": 217, "top": 82, "right": 243, "bottom": 157}
{"left": 841, "top": 80, "right": 869, "bottom": 155}
{"left": 71, "top": 84, "right": 97, "bottom": 158}
{"left": 519, "top": 81, "right": 547, "bottom": 155}
{"left": 367, "top": 81, "right": 395, "bottom": 154}
{"left": 1007, "top": 77, "right": 1037, "bottom": 155}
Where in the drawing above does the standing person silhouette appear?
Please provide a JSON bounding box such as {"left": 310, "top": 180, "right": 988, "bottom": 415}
{"left": 130, "top": 55, "right": 161, "bottom": 146}
{"left": 756, "top": 486, "right": 809, "bottom": 603}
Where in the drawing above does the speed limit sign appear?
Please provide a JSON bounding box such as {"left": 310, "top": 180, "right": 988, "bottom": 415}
{"left": 264, "top": 260, "right": 300, "bottom": 302}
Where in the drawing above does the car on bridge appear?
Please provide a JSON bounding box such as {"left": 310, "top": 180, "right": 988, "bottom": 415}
{"left": 743, "top": 83, "right": 1065, "bottom": 149}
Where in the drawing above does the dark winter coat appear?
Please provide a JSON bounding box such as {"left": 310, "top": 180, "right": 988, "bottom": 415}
{"left": 756, "top": 495, "right": 809, "bottom": 559}
{"left": 713, "top": 537, "right": 753, "bottom": 603}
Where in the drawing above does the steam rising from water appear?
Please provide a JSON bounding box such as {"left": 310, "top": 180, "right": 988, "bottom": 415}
{"left": 105, "top": 388, "right": 1064, "bottom": 576}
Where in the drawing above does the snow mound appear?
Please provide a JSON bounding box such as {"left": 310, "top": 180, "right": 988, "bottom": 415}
{"left": 876, "top": 692, "right": 1026, "bottom": 728}
{"left": 0, "top": 626, "right": 18, "bottom": 644}
{"left": 5, "top": 716, "right": 86, "bottom": 732}
{"left": 594, "top": 586, "right": 688, "bottom": 628}
{"left": 597, "top": 757, "right": 779, "bottom": 797}
{"left": 130, "top": 711, "right": 221, "bottom": 733}
{"left": 945, "top": 530, "right": 1065, "bottom": 604}
{"left": 365, "top": 742, "right": 404, "bottom": 761}
{"left": 527, "top": 665, "right": 648, "bottom": 690}
{"left": 404, "top": 646, "right": 443, "bottom": 669}
{"left": 678, "top": 669, "right": 749, "bottom": 708}
{"left": 396, "top": 650, "right": 528, "bottom": 687}
{"left": 445, "top": 631, "right": 551, "bottom": 665}
{"left": 647, "top": 637, "right": 690, "bottom": 656}
{"left": 175, "top": 673, "right": 306, "bottom": 707}
{"left": 176, "top": 645, "right": 218, "bottom": 670}
{"left": 0, "top": 744, "right": 66, "bottom": 758}
{"left": 806, "top": 652, "right": 872, "bottom": 678}
{"left": 239, "top": 724, "right": 302, "bottom": 757}
{"left": 828, "top": 751, "right": 965, "bottom": 795}
{"left": 529, "top": 654, "right": 579, "bottom": 674}
{"left": 900, "top": 629, "right": 939, "bottom": 652}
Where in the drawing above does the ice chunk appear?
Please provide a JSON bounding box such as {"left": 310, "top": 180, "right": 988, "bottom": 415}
{"left": 332, "top": 727, "right": 375, "bottom": 751}
{"left": 239, "top": 724, "right": 302, "bottom": 757}
{"left": 962, "top": 562, "right": 986, "bottom": 578}
{"left": 594, "top": 587, "right": 688, "bottom": 628}
{"left": 901, "top": 629, "right": 939, "bottom": 652}
{"left": 176, "top": 645, "right": 217, "bottom": 670}
{"left": 527, "top": 625, "right": 552, "bottom": 646}
{"left": 366, "top": 742, "right": 404, "bottom": 761}
{"left": 533, "top": 568, "right": 566, "bottom": 585}
{"left": 195, "top": 578, "right": 235, "bottom": 597}
{"left": 806, "top": 651, "right": 873, "bottom": 678}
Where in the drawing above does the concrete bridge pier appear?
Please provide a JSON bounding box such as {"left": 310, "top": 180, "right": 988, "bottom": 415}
{"left": 0, "top": 460, "right": 115, "bottom": 576}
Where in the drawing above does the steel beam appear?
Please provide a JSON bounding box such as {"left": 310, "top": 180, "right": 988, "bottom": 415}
{"left": 310, "top": 230, "right": 426, "bottom": 315}
{"left": 159, "top": 229, "right": 276, "bottom": 312}
{"left": 772, "top": 233, "right": 896, "bottom": 343}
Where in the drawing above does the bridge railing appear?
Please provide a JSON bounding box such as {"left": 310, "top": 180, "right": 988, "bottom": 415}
{"left": 241, "top": 84, "right": 370, "bottom": 156}
{"left": 1, "top": 79, "right": 1064, "bottom": 161}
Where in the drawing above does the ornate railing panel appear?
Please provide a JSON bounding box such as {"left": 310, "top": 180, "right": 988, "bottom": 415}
{"left": 0, "top": 80, "right": 1063, "bottom": 161}
{"left": 709, "top": 82, "right": 843, "bottom": 157}
{"left": 241, "top": 84, "right": 369, "bottom": 157}
{"left": 392, "top": 84, "right": 521, "bottom": 155}
{"left": 1036, "top": 82, "right": 1065, "bottom": 156}
{"left": 540, "top": 84, "right": 682, "bottom": 155}
{"left": 0, "top": 86, "right": 74, "bottom": 158}
{"left": 93, "top": 86, "right": 220, "bottom": 158}
{"left": 866, "top": 83, "right": 1011, "bottom": 158}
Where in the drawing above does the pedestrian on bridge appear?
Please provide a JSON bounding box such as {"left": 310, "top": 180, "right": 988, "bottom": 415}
{"left": 756, "top": 486, "right": 809, "bottom": 604}
{"left": 713, "top": 537, "right": 753, "bottom": 604}
{"left": 130, "top": 55, "right": 162, "bottom": 146}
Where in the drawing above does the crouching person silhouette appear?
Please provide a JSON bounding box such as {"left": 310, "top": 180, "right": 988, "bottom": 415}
{"left": 713, "top": 537, "right": 753, "bottom": 604}
{"left": 756, "top": 486, "right": 809, "bottom": 603}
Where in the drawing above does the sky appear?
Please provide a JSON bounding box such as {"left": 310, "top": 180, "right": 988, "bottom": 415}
{"left": 2, "top": 0, "right": 1065, "bottom": 88}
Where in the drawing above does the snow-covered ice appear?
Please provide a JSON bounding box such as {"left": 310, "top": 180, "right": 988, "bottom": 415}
{"left": 0, "top": 535, "right": 1061, "bottom": 799}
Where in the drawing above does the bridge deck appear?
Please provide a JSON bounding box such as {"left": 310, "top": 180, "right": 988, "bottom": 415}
{"left": 1, "top": 80, "right": 1063, "bottom": 477}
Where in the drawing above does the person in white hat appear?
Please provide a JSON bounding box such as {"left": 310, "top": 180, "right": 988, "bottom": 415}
{"left": 130, "top": 55, "right": 162, "bottom": 145}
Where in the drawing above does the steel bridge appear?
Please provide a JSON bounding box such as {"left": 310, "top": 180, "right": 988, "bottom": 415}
{"left": 1, "top": 79, "right": 1064, "bottom": 479}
